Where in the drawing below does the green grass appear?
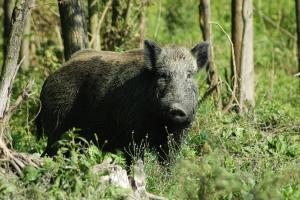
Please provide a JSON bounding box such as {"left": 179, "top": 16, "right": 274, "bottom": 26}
{"left": 1, "top": 0, "right": 300, "bottom": 199}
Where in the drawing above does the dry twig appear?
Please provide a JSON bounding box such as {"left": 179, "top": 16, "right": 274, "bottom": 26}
{"left": 209, "top": 22, "right": 238, "bottom": 115}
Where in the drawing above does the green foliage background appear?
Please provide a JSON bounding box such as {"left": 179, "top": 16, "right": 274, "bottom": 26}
{"left": 0, "top": 0, "right": 300, "bottom": 199}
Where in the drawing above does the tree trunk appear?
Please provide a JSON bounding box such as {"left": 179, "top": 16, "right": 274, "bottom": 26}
{"left": 58, "top": 0, "right": 88, "bottom": 60}
{"left": 19, "top": 12, "right": 32, "bottom": 71}
{"left": 232, "top": 0, "right": 243, "bottom": 82}
{"left": 232, "top": 0, "right": 255, "bottom": 113}
{"left": 199, "top": 0, "right": 221, "bottom": 108}
{"left": 2, "top": 0, "right": 15, "bottom": 63}
{"left": 296, "top": 0, "right": 300, "bottom": 74}
{"left": 239, "top": 0, "right": 255, "bottom": 112}
{"left": 88, "top": 0, "right": 100, "bottom": 50}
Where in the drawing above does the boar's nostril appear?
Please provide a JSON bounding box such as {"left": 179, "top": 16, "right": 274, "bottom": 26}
{"left": 169, "top": 104, "right": 187, "bottom": 120}
{"left": 170, "top": 109, "right": 186, "bottom": 117}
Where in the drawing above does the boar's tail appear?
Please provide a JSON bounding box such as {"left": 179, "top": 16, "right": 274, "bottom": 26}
{"left": 35, "top": 112, "right": 43, "bottom": 140}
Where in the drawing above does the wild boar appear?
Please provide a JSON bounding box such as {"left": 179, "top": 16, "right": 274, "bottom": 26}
{"left": 36, "top": 40, "right": 209, "bottom": 162}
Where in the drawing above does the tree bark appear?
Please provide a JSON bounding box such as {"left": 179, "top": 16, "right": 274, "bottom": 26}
{"left": 232, "top": 0, "right": 255, "bottom": 113}
{"left": 296, "top": 0, "right": 300, "bottom": 74}
{"left": 199, "top": 0, "right": 221, "bottom": 108}
{"left": 88, "top": 0, "right": 100, "bottom": 50}
{"left": 2, "top": 0, "right": 15, "bottom": 63}
{"left": 58, "top": 0, "right": 88, "bottom": 60}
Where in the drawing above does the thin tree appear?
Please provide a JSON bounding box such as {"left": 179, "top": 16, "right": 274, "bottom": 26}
{"left": 57, "top": 0, "right": 88, "bottom": 60}
{"left": 0, "top": 0, "right": 40, "bottom": 175}
{"left": 232, "top": 0, "right": 243, "bottom": 80}
{"left": 296, "top": 0, "right": 300, "bottom": 74}
{"left": 199, "top": 0, "right": 221, "bottom": 108}
{"left": 139, "top": 1, "right": 146, "bottom": 48}
{"left": 232, "top": 0, "right": 255, "bottom": 113}
{"left": 88, "top": 0, "right": 100, "bottom": 50}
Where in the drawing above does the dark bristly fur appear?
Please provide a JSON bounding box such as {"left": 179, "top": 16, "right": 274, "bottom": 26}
{"left": 36, "top": 40, "right": 209, "bottom": 162}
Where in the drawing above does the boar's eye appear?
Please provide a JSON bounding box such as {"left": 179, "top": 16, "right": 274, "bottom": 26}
{"left": 157, "top": 71, "right": 169, "bottom": 79}
{"left": 187, "top": 71, "right": 192, "bottom": 79}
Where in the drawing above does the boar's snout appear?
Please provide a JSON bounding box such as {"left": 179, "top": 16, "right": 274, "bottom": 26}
{"left": 164, "top": 103, "right": 192, "bottom": 127}
{"left": 169, "top": 103, "right": 187, "bottom": 121}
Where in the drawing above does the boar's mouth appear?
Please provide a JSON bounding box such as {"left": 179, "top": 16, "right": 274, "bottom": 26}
{"left": 160, "top": 110, "right": 193, "bottom": 131}
{"left": 164, "top": 118, "right": 193, "bottom": 130}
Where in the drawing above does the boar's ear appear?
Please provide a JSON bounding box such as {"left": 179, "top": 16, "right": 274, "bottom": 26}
{"left": 144, "top": 40, "right": 161, "bottom": 69}
{"left": 191, "top": 42, "right": 209, "bottom": 70}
